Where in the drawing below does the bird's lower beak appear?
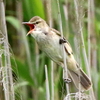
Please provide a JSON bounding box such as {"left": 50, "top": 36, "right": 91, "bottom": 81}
{"left": 22, "top": 22, "right": 35, "bottom": 36}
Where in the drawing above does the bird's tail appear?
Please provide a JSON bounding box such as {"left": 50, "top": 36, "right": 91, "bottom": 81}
{"left": 68, "top": 68, "right": 92, "bottom": 91}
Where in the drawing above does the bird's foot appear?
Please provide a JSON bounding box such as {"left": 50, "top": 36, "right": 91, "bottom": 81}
{"left": 63, "top": 78, "right": 71, "bottom": 84}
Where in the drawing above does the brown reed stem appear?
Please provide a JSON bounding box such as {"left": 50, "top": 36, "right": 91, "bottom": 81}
{"left": 0, "top": 0, "right": 15, "bottom": 100}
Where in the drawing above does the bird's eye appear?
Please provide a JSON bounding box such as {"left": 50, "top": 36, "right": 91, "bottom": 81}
{"left": 35, "top": 22, "right": 39, "bottom": 24}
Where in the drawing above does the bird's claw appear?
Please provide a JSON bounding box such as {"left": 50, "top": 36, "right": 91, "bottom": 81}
{"left": 63, "top": 78, "right": 71, "bottom": 84}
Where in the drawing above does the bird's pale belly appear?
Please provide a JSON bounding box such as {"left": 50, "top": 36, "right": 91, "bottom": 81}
{"left": 37, "top": 39, "right": 63, "bottom": 65}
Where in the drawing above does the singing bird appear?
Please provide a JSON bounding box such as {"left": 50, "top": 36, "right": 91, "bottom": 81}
{"left": 22, "top": 16, "right": 92, "bottom": 91}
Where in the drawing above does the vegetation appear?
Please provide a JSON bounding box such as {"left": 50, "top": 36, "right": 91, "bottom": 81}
{"left": 0, "top": 0, "right": 100, "bottom": 100}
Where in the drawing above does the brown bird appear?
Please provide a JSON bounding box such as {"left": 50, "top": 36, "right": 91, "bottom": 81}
{"left": 22, "top": 16, "right": 92, "bottom": 91}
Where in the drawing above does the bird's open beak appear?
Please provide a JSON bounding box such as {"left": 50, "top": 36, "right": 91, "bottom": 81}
{"left": 22, "top": 22, "right": 35, "bottom": 36}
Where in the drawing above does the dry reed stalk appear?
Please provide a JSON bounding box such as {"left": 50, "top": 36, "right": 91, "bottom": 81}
{"left": 17, "top": 2, "right": 34, "bottom": 81}
{"left": 74, "top": 0, "right": 96, "bottom": 100}
{"left": 17, "top": 1, "right": 37, "bottom": 86}
{"left": 35, "top": 42, "right": 40, "bottom": 72}
{"left": 0, "top": 38, "right": 4, "bottom": 100}
{"left": 73, "top": 0, "right": 83, "bottom": 97}
{"left": 45, "top": 65, "right": 50, "bottom": 100}
{"left": 51, "top": 62, "right": 54, "bottom": 100}
{"left": 88, "top": 0, "right": 96, "bottom": 99}
{"left": 63, "top": 3, "right": 69, "bottom": 38}
{"left": 0, "top": 0, "right": 15, "bottom": 100}
{"left": 88, "top": 0, "right": 97, "bottom": 71}
{"left": 17, "top": 1, "right": 38, "bottom": 99}
{"left": 45, "top": 0, "right": 54, "bottom": 100}
{"left": 56, "top": 0, "right": 70, "bottom": 98}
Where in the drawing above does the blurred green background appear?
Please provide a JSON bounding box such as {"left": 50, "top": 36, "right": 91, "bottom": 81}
{"left": 1, "top": 0, "right": 100, "bottom": 100}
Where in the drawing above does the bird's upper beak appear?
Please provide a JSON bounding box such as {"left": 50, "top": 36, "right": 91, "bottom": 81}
{"left": 22, "top": 22, "right": 35, "bottom": 36}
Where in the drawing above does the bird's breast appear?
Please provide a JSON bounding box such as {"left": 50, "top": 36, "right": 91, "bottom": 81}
{"left": 37, "top": 35, "right": 63, "bottom": 64}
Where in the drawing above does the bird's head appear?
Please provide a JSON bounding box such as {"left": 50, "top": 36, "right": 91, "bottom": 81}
{"left": 22, "top": 16, "right": 48, "bottom": 36}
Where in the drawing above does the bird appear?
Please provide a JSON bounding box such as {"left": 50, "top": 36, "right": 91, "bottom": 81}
{"left": 22, "top": 16, "right": 92, "bottom": 91}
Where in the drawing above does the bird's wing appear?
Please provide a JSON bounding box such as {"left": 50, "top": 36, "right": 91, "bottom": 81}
{"left": 50, "top": 28, "right": 61, "bottom": 36}
{"left": 51, "top": 28, "right": 73, "bottom": 55}
{"left": 64, "top": 42, "right": 73, "bottom": 55}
